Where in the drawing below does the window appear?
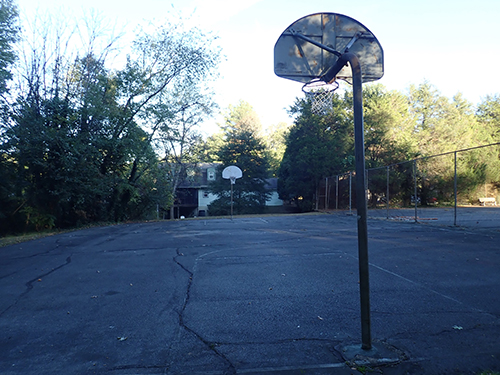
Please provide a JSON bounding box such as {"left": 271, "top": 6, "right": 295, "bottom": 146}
{"left": 207, "top": 168, "right": 215, "bottom": 181}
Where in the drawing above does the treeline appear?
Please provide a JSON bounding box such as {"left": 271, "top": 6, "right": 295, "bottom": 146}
{"left": 0, "top": 1, "right": 221, "bottom": 234}
{"left": 278, "top": 84, "right": 500, "bottom": 210}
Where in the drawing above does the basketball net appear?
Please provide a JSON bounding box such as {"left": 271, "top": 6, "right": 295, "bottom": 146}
{"left": 302, "top": 79, "right": 339, "bottom": 116}
{"left": 230, "top": 176, "right": 236, "bottom": 185}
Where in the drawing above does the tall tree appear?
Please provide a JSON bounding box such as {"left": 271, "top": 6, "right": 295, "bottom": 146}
{"left": 157, "top": 84, "right": 219, "bottom": 219}
{"left": 362, "top": 84, "right": 417, "bottom": 167}
{"left": 0, "top": 0, "right": 19, "bottom": 97}
{"left": 120, "top": 21, "right": 221, "bottom": 218}
{"left": 477, "top": 94, "right": 500, "bottom": 140}
{"left": 0, "top": 0, "right": 20, "bottom": 234}
{"left": 207, "top": 101, "right": 271, "bottom": 215}
{"left": 278, "top": 93, "right": 353, "bottom": 211}
{"left": 264, "top": 121, "right": 290, "bottom": 177}
{"left": 361, "top": 84, "right": 418, "bottom": 206}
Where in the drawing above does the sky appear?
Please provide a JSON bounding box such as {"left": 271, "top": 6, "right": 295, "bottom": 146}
{"left": 17, "top": 0, "right": 500, "bottom": 135}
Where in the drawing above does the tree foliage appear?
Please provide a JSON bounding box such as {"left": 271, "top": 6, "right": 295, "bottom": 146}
{"left": 129, "top": 23, "right": 221, "bottom": 219}
{"left": 278, "top": 93, "right": 353, "bottom": 211}
{"left": 207, "top": 101, "right": 272, "bottom": 215}
{"left": 0, "top": 0, "right": 19, "bottom": 96}
{"left": 265, "top": 121, "right": 290, "bottom": 177}
{"left": 279, "top": 82, "right": 500, "bottom": 211}
{"left": 0, "top": 12, "right": 220, "bottom": 234}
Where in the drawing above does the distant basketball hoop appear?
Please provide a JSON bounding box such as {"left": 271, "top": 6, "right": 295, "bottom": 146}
{"left": 302, "top": 79, "right": 339, "bottom": 116}
{"left": 222, "top": 166, "right": 243, "bottom": 219}
{"left": 222, "top": 166, "right": 242, "bottom": 183}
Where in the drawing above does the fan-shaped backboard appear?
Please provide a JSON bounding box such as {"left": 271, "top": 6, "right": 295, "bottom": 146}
{"left": 222, "top": 166, "right": 242, "bottom": 180}
{"left": 274, "top": 13, "right": 384, "bottom": 84}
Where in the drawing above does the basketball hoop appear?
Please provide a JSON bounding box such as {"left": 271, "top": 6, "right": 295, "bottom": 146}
{"left": 302, "top": 79, "right": 339, "bottom": 116}
{"left": 222, "top": 165, "right": 243, "bottom": 219}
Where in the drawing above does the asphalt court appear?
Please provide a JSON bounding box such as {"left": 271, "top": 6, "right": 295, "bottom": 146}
{"left": 367, "top": 206, "right": 500, "bottom": 230}
{"left": 0, "top": 213, "right": 499, "bottom": 374}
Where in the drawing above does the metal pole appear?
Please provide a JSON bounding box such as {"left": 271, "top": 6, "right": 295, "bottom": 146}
{"left": 386, "top": 166, "right": 390, "bottom": 219}
{"left": 454, "top": 151, "right": 458, "bottom": 226}
{"left": 325, "top": 177, "right": 329, "bottom": 210}
{"left": 366, "top": 169, "right": 369, "bottom": 209}
{"left": 336, "top": 175, "right": 339, "bottom": 210}
{"left": 230, "top": 181, "right": 234, "bottom": 220}
{"left": 349, "top": 171, "right": 352, "bottom": 214}
{"left": 346, "top": 52, "right": 371, "bottom": 350}
{"left": 322, "top": 51, "right": 371, "bottom": 350}
{"left": 413, "top": 160, "right": 418, "bottom": 223}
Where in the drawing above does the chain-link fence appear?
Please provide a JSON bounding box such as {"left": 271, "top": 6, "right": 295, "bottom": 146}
{"left": 319, "top": 143, "right": 500, "bottom": 228}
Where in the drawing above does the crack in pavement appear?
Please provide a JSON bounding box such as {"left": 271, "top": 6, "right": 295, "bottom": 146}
{"left": 173, "top": 248, "right": 237, "bottom": 375}
{"left": 108, "top": 364, "right": 169, "bottom": 372}
{"left": 0, "top": 255, "right": 72, "bottom": 317}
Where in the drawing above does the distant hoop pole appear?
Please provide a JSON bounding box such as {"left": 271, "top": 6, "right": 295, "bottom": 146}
{"left": 222, "top": 166, "right": 242, "bottom": 220}
{"left": 230, "top": 180, "right": 234, "bottom": 220}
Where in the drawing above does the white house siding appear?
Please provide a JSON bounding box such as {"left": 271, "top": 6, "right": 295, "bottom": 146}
{"left": 266, "top": 191, "right": 283, "bottom": 206}
{"left": 197, "top": 189, "right": 282, "bottom": 215}
{"left": 197, "top": 189, "right": 218, "bottom": 215}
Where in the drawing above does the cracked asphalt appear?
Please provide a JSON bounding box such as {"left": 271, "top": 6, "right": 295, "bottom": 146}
{"left": 1, "top": 213, "right": 499, "bottom": 374}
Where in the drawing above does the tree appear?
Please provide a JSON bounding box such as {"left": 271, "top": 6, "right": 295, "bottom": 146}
{"left": 197, "top": 130, "right": 225, "bottom": 163}
{"left": 362, "top": 84, "right": 417, "bottom": 167}
{"left": 361, "top": 84, "right": 418, "bottom": 206}
{"left": 477, "top": 94, "right": 500, "bottom": 140}
{"left": 407, "top": 83, "right": 498, "bottom": 204}
{"left": 119, "top": 21, "right": 221, "bottom": 218}
{"left": 6, "top": 51, "right": 165, "bottom": 227}
{"left": 0, "top": 0, "right": 19, "bottom": 97}
{"left": 264, "top": 121, "right": 290, "bottom": 177}
{"left": 0, "top": 12, "right": 220, "bottom": 232}
{"left": 157, "top": 85, "right": 219, "bottom": 219}
{"left": 0, "top": 0, "right": 21, "bottom": 234}
{"left": 207, "top": 101, "right": 271, "bottom": 215}
{"left": 278, "top": 93, "right": 353, "bottom": 211}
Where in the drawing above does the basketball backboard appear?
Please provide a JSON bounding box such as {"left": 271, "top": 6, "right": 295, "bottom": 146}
{"left": 274, "top": 12, "right": 384, "bottom": 84}
{"left": 222, "top": 165, "right": 242, "bottom": 184}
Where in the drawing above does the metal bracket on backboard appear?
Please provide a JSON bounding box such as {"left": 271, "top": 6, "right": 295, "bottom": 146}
{"left": 288, "top": 29, "right": 342, "bottom": 57}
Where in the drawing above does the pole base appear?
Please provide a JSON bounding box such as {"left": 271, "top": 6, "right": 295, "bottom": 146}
{"left": 338, "top": 341, "right": 406, "bottom": 368}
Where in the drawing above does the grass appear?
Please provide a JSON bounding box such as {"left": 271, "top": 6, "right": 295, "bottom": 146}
{"left": 0, "top": 221, "right": 119, "bottom": 248}
{"left": 0, "top": 230, "right": 62, "bottom": 248}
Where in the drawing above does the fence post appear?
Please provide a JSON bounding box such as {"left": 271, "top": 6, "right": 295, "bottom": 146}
{"left": 413, "top": 160, "right": 418, "bottom": 223}
{"left": 454, "top": 151, "right": 458, "bottom": 226}
{"left": 325, "top": 177, "right": 329, "bottom": 210}
{"left": 349, "top": 171, "right": 352, "bottom": 214}
{"left": 366, "top": 169, "right": 369, "bottom": 208}
{"left": 386, "top": 166, "right": 390, "bottom": 219}
{"left": 336, "top": 175, "right": 339, "bottom": 210}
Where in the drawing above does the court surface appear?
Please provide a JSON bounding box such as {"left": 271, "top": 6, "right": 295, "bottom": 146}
{"left": 1, "top": 212, "right": 499, "bottom": 374}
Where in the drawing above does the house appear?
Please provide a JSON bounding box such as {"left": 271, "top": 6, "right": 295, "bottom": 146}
{"left": 174, "top": 163, "right": 283, "bottom": 218}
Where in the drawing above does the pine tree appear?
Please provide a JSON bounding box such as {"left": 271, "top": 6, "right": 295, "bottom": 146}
{"left": 207, "top": 101, "right": 271, "bottom": 215}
